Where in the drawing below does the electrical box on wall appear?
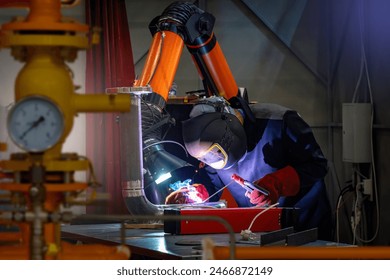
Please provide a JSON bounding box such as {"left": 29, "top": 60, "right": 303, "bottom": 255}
{"left": 342, "top": 103, "right": 372, "bottom": 163}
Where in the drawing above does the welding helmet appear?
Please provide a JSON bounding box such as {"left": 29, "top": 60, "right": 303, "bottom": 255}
{"left": 182, "top": 96, "right": 247, "bottom": 170}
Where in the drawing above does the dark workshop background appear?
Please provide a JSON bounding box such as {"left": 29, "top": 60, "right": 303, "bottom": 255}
{"left": 0, "top": 0, "right": 389, "bottom": 245}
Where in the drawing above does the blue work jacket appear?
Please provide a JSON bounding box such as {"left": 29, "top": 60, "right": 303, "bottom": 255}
{"left": 195, "top": 103, "right": 332, "bottom": 240}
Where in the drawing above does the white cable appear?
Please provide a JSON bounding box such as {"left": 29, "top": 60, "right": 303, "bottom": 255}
{"left": 336, "top": 193, "right": 343, "bottom": 244}
{"left": 354, "top": 166, "right": 368, "bottom": 180}
{"left": 247, "top": 202, "right": 280, "bottom": 231}
{"left": 352, "top": 185, "right": 360, "bottom": 245}
{"left": 336, "top": 190, "right": 356, "bottom": 244}
{"left": 355, "top": 195, "right": 370, "bottom": 243}
{"left": 351, "top": 0, "right": 366, "bottom": 103}
{"left": 347, "top": 0, "right": 380, "bottom": 244}
{"left": 239, "top": 202, "right": 280, "bottom": 241}
{"left": 351, "top": 49, "right": 365, "bottom": 103}
{"left": 359, "top": 28, "right": 380, "bottom": 244}
{"left": 357, "top": 0, "right": 380, "bottom": 243}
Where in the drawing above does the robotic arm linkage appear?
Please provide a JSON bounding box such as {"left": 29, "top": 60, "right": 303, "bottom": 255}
{"left": 135, "top": 1, "right": 252, "bottom": 113}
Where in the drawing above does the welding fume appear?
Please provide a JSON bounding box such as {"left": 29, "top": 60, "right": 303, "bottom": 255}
{"left": 122, "top": 1, "right": 333, "bottom": 240}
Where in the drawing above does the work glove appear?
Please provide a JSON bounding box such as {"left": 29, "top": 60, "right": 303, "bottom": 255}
{"left": 165, "top": 184, "right": 209, "bottom": 204}
{"left": 247, "top": 166, "right": 300, "bottom": 207}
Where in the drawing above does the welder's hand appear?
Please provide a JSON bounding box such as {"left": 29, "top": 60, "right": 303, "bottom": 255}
{"left": 245, "top": 187, "right": 277, "bottom": 207}
{"left": 247, "top": 166, "right": 300, "bottom": 206}
{"left": 246, "top": 177, "right": 280, "bottom": 207}
{"left": 165, "top": 184, "right": 209, "bottom": 204}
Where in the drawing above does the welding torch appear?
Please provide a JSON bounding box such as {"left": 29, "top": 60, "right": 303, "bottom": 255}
{"left": 231, "top": 174, "right": 270, "bottom": 196}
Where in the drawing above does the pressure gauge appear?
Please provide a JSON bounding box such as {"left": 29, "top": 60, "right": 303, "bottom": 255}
{"left": 7, "top": 96, "right": 65, "bottom": 153}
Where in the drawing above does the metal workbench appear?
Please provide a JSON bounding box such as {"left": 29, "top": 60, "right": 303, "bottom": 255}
{"left": 61, "top": 223, "right": 246, "bottom": 259}
{"left": 61, "top": 223, "right": 341, "bottom": 260}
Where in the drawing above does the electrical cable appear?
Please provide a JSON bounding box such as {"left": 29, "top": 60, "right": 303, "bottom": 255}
{"left": 355, "top": 195, "right": 370, "bottom": 244}
{"left": 141, "top": 98, "right": 165, "bottom": 144}
{"left": 354, "top": 167, "right": 368, "bottom": 180}
{"left": 346, "top": 0, "right": 380, "bottom": 245}
{"left": 247, "top": 202, "right": 280, "bottom": 231}
{"left": 351, "top": 46, "right": 365, "bottom": 103}
{"left": 141, "top": 98, "right": 157, "bottom": 123}
{"left": 352, "top": 184, "right": 361, "bottom": 245}
{"left": 353, "top": 0, "right": 379, "bottom": 244}
{"left": 239, "top": 202, "right": 280, "bottom": 241}
{"left": 361, "top": 35, "right": 380, "bottom": 245}
{"left": 335, "top": 183, "right": 354, "bottom": 243}
{"left": 336, "top": 193, "right": 343, "bottom": 244}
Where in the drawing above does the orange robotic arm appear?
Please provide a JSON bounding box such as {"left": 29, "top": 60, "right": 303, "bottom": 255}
{"left": 134, "top": 1, "right": 254, "bottom": 122}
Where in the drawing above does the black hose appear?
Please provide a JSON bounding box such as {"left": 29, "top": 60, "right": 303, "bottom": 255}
{"left": 159, "top": 1, "right": 202, "bottom": 26}
{"left": 141, "top": 101, "right": 165, "bottom": 144}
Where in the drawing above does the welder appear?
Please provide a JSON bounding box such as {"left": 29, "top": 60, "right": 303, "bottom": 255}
{"left": 166, "top": 96, "right": 332, "bottom": 240}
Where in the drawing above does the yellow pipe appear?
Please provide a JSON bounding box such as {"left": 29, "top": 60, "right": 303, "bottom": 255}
{"left": 73, "top": 94, "right": 130, "bottom": 112}
{"left": 2, "top": 34, "right": 89, "bottom": 48}
{"left": 14, "top": 47, "right": 130, "bottom": 161}
{"left": 15, "top": 47, "right": 74, "bottom": 159}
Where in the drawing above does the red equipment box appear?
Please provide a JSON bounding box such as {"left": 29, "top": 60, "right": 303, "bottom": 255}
{"left": 164, "top": 207, "right": 297, "bottom": 235}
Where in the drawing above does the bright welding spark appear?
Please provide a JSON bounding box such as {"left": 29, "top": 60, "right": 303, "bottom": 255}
{"left": 186, "top": 186, "right": 203, "bottom": 203}
{"left": 169, "top": 179, "right": 203, "bottom": 203}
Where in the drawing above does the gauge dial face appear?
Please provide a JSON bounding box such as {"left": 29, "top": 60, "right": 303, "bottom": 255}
{"left": 7, "top": 96, "right": 65, "bottom": 153}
